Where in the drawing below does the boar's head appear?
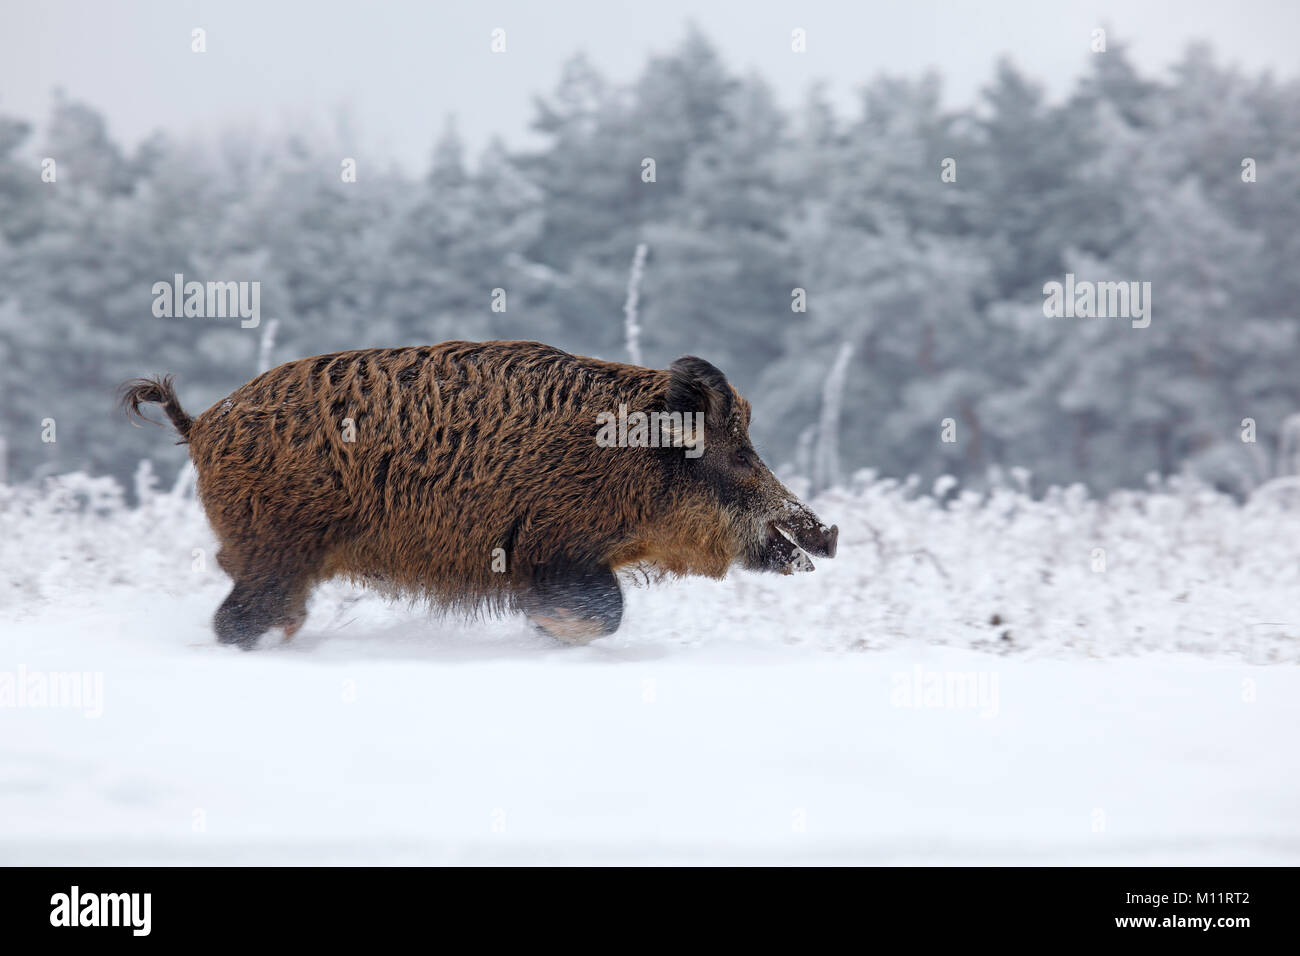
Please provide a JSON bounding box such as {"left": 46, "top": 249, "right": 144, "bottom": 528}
{"left": 664, "top": 356, "right": 838, "bottom": 575}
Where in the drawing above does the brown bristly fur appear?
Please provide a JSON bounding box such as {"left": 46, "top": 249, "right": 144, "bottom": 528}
{"left": 181, "top": 342, "right": 730, "bottom": 611}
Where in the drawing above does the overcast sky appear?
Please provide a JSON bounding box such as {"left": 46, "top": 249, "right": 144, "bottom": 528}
{"left": 3, "top": 0, "right": 1297, "bottom": 171}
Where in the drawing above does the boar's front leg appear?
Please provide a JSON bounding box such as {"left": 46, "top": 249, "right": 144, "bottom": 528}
{"left": 521, "top": 564, "right": 624, "bottom": 645}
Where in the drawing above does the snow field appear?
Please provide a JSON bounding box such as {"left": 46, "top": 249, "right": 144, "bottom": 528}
{"left": 2, "top": 467, "right": 1298, "bottom": 863}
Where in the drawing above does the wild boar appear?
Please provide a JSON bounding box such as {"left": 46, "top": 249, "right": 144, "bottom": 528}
{"left": 120, "top": 340, "right": 838, "bottom": 647}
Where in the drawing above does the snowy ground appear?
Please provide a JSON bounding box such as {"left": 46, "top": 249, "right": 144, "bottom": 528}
{"left": 2, "top": 468, "right": 1299, "bottom": 864}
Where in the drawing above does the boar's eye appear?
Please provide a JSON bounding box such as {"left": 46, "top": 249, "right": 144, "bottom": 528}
{"left": 732, "top": 449, "right": 753, "bottom": 469}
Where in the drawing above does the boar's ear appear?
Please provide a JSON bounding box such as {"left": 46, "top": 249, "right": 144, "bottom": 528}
{"left": 666, "top": 355, "right": 734, "bottom": 425}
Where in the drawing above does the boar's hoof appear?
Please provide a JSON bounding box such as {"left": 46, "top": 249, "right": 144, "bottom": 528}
{"left": 214, "top": 609, "right": 265, "bottom": 650}
{"left": 213, "top": 582, "right": 282, "bottom": 650}
{"left": 279, "top": 611, "right": 307, "bottom": 640}
{"left": 529, "top": 608, "right": 616, "bottom": 645}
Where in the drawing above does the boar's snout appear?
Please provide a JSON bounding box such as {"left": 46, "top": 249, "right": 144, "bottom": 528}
{"left": 804, "top": 522, "right": 838, "bottom": 558}
{"left": 755, "top": 499, "right": 838, "bottom": 575}
{"left": 775, "top": 502, "right": 838, "bottom": 555}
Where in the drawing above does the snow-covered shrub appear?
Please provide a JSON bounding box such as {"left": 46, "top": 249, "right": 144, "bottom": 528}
{"left": 3, "top": 465, "right": 1297, "bottom": 661}
{"left": 0, "top": 466, "right": 216, "bottom": 612}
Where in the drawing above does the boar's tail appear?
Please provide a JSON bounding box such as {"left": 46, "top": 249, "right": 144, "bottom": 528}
{"left": 119, "top": 374, "right": 193, "bottom": 441}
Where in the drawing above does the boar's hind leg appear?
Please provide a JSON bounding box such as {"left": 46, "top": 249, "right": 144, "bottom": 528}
{"left": 213, "top": 567, "right": 317, "bottom": 650}
{"left": 214, "top": 582, "right": 280, "bottom": 649}
{"left": 213, "top": 541, "right": 322, "bottom": 647}
{"left": 522, "top": 564, "right": 624, "bottom": 645}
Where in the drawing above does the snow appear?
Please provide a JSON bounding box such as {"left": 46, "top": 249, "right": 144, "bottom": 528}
{"left": 2, "top": 468, "right": 1299, "bottom": 864}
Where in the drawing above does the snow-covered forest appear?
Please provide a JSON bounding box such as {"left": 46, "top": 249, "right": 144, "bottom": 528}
{"left": 3, "top": 29, "right": 1300, "bottom": 495}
